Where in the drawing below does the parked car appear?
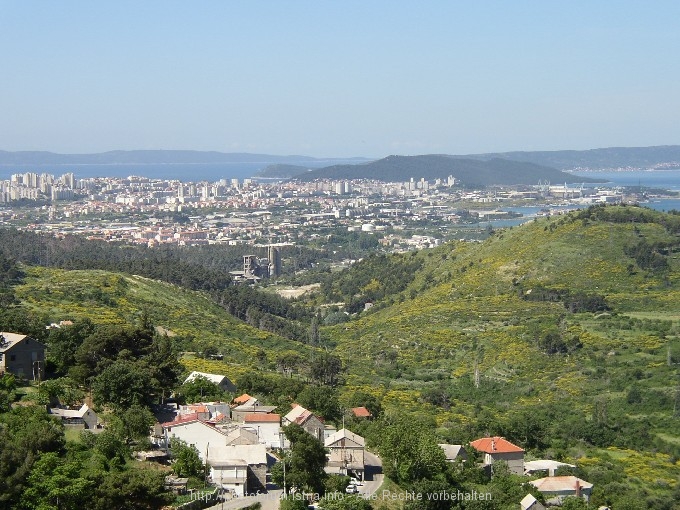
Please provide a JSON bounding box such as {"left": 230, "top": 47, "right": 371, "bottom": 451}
{"left": 345, "top": 484, "right": 359, "bottom": 494}
{"left": 350, "top": 477, "right": 363, "bottom": 486}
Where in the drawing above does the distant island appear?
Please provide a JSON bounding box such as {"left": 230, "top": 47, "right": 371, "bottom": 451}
{"left": 289, "top": 155, "right": 603, "bottom": 187}
{"left": 456, "top": 144, "right": 680, "bottom": 171}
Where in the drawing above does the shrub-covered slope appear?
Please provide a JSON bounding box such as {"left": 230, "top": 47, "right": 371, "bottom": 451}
{"left": 327, "top": 206, "right": 680, "bottom": 449}
{"left": 12, "top": 267, "right": 316, "bottom": 373}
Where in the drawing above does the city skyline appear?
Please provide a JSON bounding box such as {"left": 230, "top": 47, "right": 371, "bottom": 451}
{"left": 2, "top": 1, "right": 679, "bottom": 158}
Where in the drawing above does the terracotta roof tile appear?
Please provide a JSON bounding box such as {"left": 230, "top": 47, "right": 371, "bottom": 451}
{"left": 233, "top": 393, "right": 253, "bottom": 405}
{"left": 244, "top": 413, "right": 281, "bottom": 423}
{"left": 161, "top": 412, "right": 200, "bottom": 427}
{"left": 351, "top": 407, "right": 372, "bottom": 417}
{"left": 470, "top": 436, "right": 524, "bottom": 454}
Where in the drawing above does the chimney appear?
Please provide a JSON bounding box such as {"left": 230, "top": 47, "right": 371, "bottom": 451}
{"left": 575, "top": 479, "right": 581, "bottom": 498}
{"left": 491, "top": 438, "right": 496, "bottom": 451}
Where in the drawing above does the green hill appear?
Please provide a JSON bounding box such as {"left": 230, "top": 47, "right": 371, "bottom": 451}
{"left": 292, "top": 154, "right": 601, "bottom": 186}
{"left": 12, "top": 266, "right": 316, "bottom": 377}
{"left": 324, "top": 206, "right": 680, "bottom": 456}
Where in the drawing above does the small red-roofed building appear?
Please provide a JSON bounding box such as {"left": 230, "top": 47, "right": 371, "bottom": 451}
{"left": 470, "top": 436, "right": 525, "bottom": 475}
{"left": 351, "top": 406, "right": 372, "bottom": 419}
{"left": 232, "top": 393, "right": 253, "bottom": 406}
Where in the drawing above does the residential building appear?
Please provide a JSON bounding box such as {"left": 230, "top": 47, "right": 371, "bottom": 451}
{"left": 224, "top": 426, "right": 259, "bottom": 446}
{"left": 49, "top": 404, "right": 98, "bottom": 429}
{"left": 231, "top": 397, "right": 277, "bottom": 422}
{"left": 325, "top": 428, "right": 365, "bottom": 480}
{"left": 529, "top": 476, "right": 593, "bottom": 505}
{"left": 520, "top": 494, "right": 546, "bottom": 510}
{"left": 469, "top": 436, "right": 525, "bottom": 475}
{"left": 183, "top": 371, "right": 237, "bottom": 393}
{"left": 0, "top": 332, "right": 46, "bottom": 380}
{"left": 207, "top": 444, "right": 268, "bottom": 496}
{"left": 350, "top": 406, "right": 372, "bottom": 419}
{"left": 438, "top": 444, "right": 468, "bottom": 462}
{"left": 524, "top": 459, "right": 576, "bottom": 477}
{"left": 282, "top": 404, "right": 325, "bottom": 444}
{"left": 158, "top": 414, "right": 228, "bottom": 461}
{"left": 244, "top": 413, "right": 281, "bottom": 448}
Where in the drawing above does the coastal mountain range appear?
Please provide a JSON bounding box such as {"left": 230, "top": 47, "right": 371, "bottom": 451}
{"left": 2, "top": 145, "right": 679, "bottom": 186}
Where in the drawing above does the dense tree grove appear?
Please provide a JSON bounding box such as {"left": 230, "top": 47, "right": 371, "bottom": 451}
{"left": 320, "top": 253, "right": 424, "bottom": 313}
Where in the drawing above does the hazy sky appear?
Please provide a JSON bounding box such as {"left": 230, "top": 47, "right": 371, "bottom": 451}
{"left": 1, "top": 1, "right": 679, "bottom": 158}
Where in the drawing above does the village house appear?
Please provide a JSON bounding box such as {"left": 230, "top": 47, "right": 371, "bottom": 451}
{"left": 49, "top": 404, "right": 98, "bottom": 429}
{"left": 0, "top": 332, "right": 46, "bottom": 380}
{"left": 438, "top": 443, "right": 468, "bottom": 463}
{"left": 520, "top": 494, "right": 546, "bottom": 510}
{"left": 325, "top": 428, "right": 365, "bottom": 480}
{"left": 529, "top": 475, "right": 593, "bottom": 505}
{"left": 224, "top": 426, "right": 259, "bottom": 446}
{"left": 469, "top": 436, "right": 525, "bottom": 475}
{"left": 232, "top": 393, "right": 253, "bottom": 406}
{"left": 350, "top": 406, "right": 372, "bottom": 419}
{"left": 207, "top": 444, "right": 268, "bottom": 496}
{"left": 156, "top": 413, "right": 228, "bottom": 461}
{"left": 231, "top": 397, "right": 277, "bottom": 422}
{"left": 282, "top": 404, "right": 325, "bottom": 445}
{"left": 244, "top": 413, "right": 281, "bottom": 448}
{"left": 524, "top": 459, "right": 576, "bottom": 477}
{"left": 178, "top": 401, "right": 231, "bottom": 422}
{"left": 324, "top": 423, "right": 338, "bottom": 441}
{"left": 183, "top": 371, "right": 237, "bottom": 393}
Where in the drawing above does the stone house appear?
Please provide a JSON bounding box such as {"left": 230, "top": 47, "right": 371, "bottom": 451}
{"left": 282, "top": 404, "right": 325, "bottom": 445}
{"left": 325, "top": 428, "right": 365, "bottom": 480}
{"left": 469, "top": 436, "right": 525, "bottom": 475}
{"left": 0, "top": 332, "right": 46, "bottom": 380}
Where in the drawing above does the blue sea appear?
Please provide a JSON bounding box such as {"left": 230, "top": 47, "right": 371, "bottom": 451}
{"left": 474, "top": 169, "right": 680, "bottom": 228}
{"left": 570, "top": 169, "right": 680, "bottom": 191}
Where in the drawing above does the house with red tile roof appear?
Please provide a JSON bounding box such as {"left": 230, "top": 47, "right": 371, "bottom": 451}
{"left": 351, "top": 406, "right": 372, "bottom": 419}
{"left": 232, "top": 393, "right": 253, "bottom": 406}
{"left": 469, "top": 436, "right": 525, "bottom": 475}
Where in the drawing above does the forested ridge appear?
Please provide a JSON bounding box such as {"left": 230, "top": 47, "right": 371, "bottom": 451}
{"left": 0, "top": 228, "right": 315, "bottom": 341}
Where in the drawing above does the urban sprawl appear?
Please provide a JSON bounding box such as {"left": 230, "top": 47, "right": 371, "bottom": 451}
{"left": 0, "top": 171, "right": 655, "bottom": 253}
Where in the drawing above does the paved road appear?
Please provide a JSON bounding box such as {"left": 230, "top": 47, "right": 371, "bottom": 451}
{"left": 359, "top": 451, "right": 384, "bottom": 498}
